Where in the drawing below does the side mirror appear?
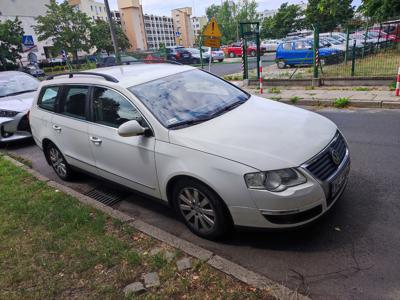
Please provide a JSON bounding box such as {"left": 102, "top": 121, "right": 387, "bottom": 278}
{"left": 118, "top": 120, "right": 145, "bottom": 137}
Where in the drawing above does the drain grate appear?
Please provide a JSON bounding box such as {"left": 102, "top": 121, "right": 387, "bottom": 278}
{"left": 84, "top": 186, "right": 128, "bottom": 207}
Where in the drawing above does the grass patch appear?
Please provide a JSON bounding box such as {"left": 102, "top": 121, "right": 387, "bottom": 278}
{"left": 389, "top": 81, "right": 396, "bottom": 91}
{"left": 223, "top": 73, "right": 243, "bottom": 81}
{"left": 352, "top": 86, "right": 371, "bottom": 91}
{"left": 270, "top": 96, "right": 282, "bottom": 101}
{"left": 334, "top": 97, "right": 350, "bottom": 108}
{"left": 322, "top": 48, "right": 400, "bottom": 77}
{"left": 305, "top": 86, "right": 315, "bottom": 90}
{"left": 268, "top": 87, "right": 281, "bottom": 94}
{"left": 290, "top": 96, "right": 302, "bottom": 104}
{"left": 0, "top": 157, "right": 275, "bottom": 299}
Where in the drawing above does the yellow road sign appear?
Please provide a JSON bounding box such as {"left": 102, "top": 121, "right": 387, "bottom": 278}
{"left": 203, "top": 17, "right": 222, "bottom": 38}
{"left": 203, "top": 37, "right": 221, "bottom": 48}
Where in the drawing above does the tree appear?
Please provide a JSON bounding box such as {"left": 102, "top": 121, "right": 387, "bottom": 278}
{"left": 206, "top": 0, "right": 259, "bottom": 44}
{"left": 34, "top": 0, "right": 92, "bottom": 62}
{"left": 260, "top": 3, "right": 303, "bottom": 39}
{"left": 0, "top": 18, "right": 24, "bottom": 69}
{"left": 305, "top": 0, "right": 354, "bottom": 32}
{"left": 90, "top": 19, "right": 130, "bottom": 54}
{"left": 360, "top": 0, "right": 400, "bottom": 22}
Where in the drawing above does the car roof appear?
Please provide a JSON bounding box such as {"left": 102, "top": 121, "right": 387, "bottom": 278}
{"left": 43, "top": 64, "right": 195, "bottom": 88}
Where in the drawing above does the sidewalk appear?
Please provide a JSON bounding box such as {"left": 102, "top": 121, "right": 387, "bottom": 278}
{"left": 242, "top": 86, "right": 400, "bottom": 109}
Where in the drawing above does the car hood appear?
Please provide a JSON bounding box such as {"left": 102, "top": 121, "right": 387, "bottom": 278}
{"left": 169, "top": 96, "right": 337, "bottom": 170}
{"left": 0, "top": 91, "right": 36, "bottom": 112}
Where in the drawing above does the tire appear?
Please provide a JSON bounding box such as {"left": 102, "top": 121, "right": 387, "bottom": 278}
{"left": 250, "top": 50, "right": 256, "bottom": 57}
{"left": 218, "top": 59, "right": 224, "bottom": 62}
{"left": 172, "top": 178, "right": 232, "bottom": 240}
{"left": 191, "top": 58, "right": 198, "bottom": 64}
{"left": 229, "top": 52, "right": 235, "bottom": 58}
{"left": 45, "top": 143, "right": 74, "bottom": 181}
{"left": 277, "top": 60, "right": 286, "bottom": 69}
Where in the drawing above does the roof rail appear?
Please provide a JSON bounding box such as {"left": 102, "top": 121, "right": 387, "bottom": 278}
{"left": 46, "top": 72, "right": 119, "bottom": 82}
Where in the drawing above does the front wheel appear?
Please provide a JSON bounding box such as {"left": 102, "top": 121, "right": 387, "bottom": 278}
{"left": 218, "top": 59, "right": 224, "bottom": 62}
{"left": 45, "top": 143, "right": 74, "bottom": 181}
{"left": 250, "top": 50, "right": 256, "bottom": 57}
{"left": 172, "top": 179, "right": 232, "bottom": 240}
{"left": 229, "top": 52, "right": 236, "bottom": 58}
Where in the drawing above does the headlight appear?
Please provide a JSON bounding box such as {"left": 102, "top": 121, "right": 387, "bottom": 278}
{"left": 0, "top": 110, "right": 19, "bottom": 118}
{"left": 244, "top": 168, "right": 306, "bottom": 192}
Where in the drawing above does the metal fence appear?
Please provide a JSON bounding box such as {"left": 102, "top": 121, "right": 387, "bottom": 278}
{"left": 245, "top": 20, "right": 400, "bottom": 81}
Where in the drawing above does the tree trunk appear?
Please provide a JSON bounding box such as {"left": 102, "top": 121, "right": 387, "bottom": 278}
{"left": 74, "top": 50, "right": 79, "bottom": 65}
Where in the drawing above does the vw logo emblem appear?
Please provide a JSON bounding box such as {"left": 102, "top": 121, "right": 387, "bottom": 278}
{"left": 330, "top": 148, "right": 341, "bottom": 165}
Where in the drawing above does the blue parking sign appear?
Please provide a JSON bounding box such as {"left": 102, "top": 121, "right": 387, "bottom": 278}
{"left": 22, "top": 35, "right": 34, "bottom": 46}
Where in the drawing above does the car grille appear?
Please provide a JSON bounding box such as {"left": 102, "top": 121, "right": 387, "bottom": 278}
{"left": 305, "top": 132, "right": 347, "bottom": 181}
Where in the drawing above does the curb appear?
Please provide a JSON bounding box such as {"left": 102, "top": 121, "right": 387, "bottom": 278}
{"left": 268, "top": 97, "right": 400, "bottom": 109}
{"left": 2, "top": 154, "right": 310, "bottom": 300}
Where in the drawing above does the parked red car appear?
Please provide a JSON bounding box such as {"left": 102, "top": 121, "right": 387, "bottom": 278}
{"left": 223, "top": 42, "right": 258, "bottom": 58}
{"left": 369, "top": 29, "right": 400, "bottom": 42}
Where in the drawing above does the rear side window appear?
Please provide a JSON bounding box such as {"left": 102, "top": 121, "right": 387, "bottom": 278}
{"left": 283, "top": 43, "right": 292, "bottom": 50}
{"left": 60, "top": 86, "right": 88, "bottom": 119}
{"left": 38, "top": 86, "right": 59, "bottom": 112}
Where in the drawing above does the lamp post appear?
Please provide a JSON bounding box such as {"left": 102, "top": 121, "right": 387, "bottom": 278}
{"left": 104, "top": 0, "right": 120, "bottom": 64}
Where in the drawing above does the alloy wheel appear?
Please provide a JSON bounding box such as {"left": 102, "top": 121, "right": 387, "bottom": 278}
{"left": 178, "top": 187, "right": 216, "bottom": 233}
{"left": 49, "top": 147, "right": 67, "bottom": 178}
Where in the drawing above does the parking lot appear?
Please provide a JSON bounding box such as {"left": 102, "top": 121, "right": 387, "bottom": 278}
{"left": 3, "top": 107, "right": 400, "bottom": 299}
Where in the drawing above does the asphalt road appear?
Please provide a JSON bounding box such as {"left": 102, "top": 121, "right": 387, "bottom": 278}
{"left": 205, "top": 53, "right": 276, "bottom": 76}
{"left": 3, "top": 108, "right": 400, "bottom": 299}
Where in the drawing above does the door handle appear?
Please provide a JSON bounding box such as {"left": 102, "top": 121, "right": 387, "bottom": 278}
{"left": 90, "top": 136, "right": 102, "bottom": 146}
{"left": 52, "top": 125, "right": 61, "bottom": 132}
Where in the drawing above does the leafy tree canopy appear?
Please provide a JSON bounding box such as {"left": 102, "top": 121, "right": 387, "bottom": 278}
{"left": 34, "top": 0, "right": 92, "bottom": 61}
{"left": 90, "top": 19, "right": 130, "bottom": 54}
{"left": 260, "top": 3, "right": 303, "bottom": 39}
{"left": 0, "top": 18, "right": 24, "bottom": 68}
{"left": 206, "top": 0, "right": 259, "bottom": 44}
{"left": 360, "top": 0, "right": 400, "bottom": 22}
{"left": 305, "top": 0, "right": 354, "bottom": 32}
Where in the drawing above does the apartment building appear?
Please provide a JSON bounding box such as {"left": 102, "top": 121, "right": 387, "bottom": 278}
{"left": 191, "top": 16, "right": 207, "bottom": 41}
{"left": 111, "top": 10, "right": 121, "bottom": 25}
{"left": 171, "top": 7, "right": 194, "bottom": 48}
{"left": 0, "top": 0, "right": 53, "bottom": 64}
{"left": 68, "top": 0, "right": 108, "bottom": 21}
{"left": 117, "top": 0, "right": 147, "bottom": 50}
{"left": 144, "top": 14, "right": 175, "bottom": 49}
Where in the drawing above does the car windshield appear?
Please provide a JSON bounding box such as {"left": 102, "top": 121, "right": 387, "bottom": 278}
{"left": 129, "top": 69, "right": 249, "bottom": 128}
{"left": 0, "top": 73, "right": 39, "bottom": 98}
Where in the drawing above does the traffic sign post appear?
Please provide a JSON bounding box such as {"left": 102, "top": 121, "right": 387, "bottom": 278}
{"left": 201, "top": 17, "right": 222, "bottom": 70}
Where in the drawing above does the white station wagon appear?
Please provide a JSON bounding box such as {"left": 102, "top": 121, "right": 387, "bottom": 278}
{"left": 30, "top": 63, "right": 350, "bottom": 239}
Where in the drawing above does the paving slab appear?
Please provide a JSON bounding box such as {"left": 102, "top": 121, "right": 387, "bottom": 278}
{"left": 176, "top": 257, "right": 191, "bottom": 271}
{"left": 143, "top": 272, "right": 160, "bottom": 288}
{"left": 123, "top": 282, "right": 145, "bottom": 295}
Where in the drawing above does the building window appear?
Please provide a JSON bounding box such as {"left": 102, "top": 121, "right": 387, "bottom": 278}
{"left": 91, "top": 5, "right": 93, "bottom": 11}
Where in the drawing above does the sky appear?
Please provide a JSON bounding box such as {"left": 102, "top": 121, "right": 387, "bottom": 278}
{"left": 98, "top": 0, "right": 362, "bottom": 17}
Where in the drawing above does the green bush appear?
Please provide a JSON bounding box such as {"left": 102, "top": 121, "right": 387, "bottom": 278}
{"left": 269, "top": 87, "right": 281, "bottom": 94}
{"left": 290, "top": 96, "right": 301, "bottom": 104}
{"left": 388, "top": 81, "right": 396, "bottom": 91}
{"left": 334, "top": 97, "right": 349, "bottom": 108}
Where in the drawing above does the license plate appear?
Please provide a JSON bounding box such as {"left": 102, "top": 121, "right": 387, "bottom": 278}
{"left": 183, "top": 54, "right": 189, "bottom": 58}
{"left": 331, "top": 162, "right": 350, "bottom": 196}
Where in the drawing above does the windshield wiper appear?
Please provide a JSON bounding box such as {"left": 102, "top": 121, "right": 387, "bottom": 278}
{"left": 167, "top": 115, "right": 214, "bottom": 129}
{"left": 208, "top": 99, "right": 245, "bottom": 118}
{"left": 0, "top": 89, "right": 37, "bottom": 98}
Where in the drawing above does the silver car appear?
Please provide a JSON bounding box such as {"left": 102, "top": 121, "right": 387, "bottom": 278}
{"left": 0, "top": 71, "right": 39, "bottom": 143}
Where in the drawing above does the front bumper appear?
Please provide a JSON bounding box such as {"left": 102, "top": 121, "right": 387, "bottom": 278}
{"left": 230, "top": 132, "right": 350, "bottom": 229}
{"left": 0, "top": 113, "right": 32, "bottom": 143}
